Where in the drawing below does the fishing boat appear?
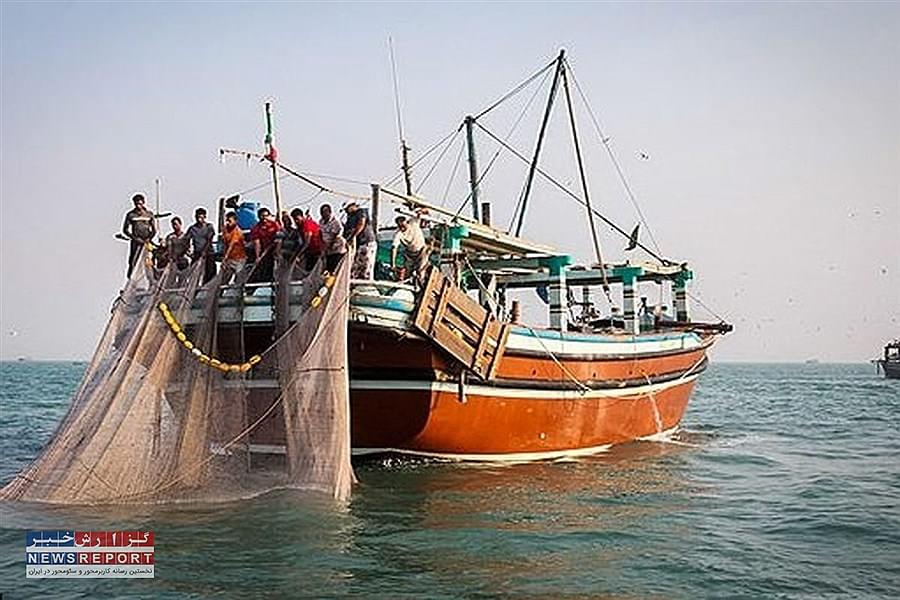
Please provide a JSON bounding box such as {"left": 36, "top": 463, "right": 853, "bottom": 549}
{"left": 213, "top": 50, "right": 732, "bottom": 462}
{"left": 1, "top": 51, "right": 736, "bottom": 506}
{"left": 875, "top": 340, "right": 900, "bottom": 379}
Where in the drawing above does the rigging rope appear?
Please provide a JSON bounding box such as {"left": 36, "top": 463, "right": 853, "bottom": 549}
{"left": 475, "top": 121, "right": 669, "bottom": 264}
{"left": 440, "top": 135, "right": 467, "bottom": 207}
{"left": 474, "top": 58, "right": 558, "bottom": 120}
{"left": 452, "top": 67, "right": 554, "bottom": 220}
{"left": 384, "top": 56, "right": 555, "bottom": 197}
{"left": 460, "top": 253, "right": 588, "bottom": 393}
{"left": 416, "top": 128, "right": 462, "bottom": 193}
{"left": 565, "top": 60, "right": 663, "bottom": 256}
{"left": 687, "top": 289, "right": 729, "bottom": 323}
{"left": 381, "top": 128, "right": 460, "bottom": 188}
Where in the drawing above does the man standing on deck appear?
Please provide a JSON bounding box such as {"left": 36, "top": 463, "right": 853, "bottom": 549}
{"left": 291, "top": 208, "right": 323, "bottom": 272}
{"left": 342, "top": 201, "right": 376, "bottom": 279}
{"left": 186, "top": 207, "right": 216, "bottom": 283}
{"left": 391, "top": 214, "right": 429, "bottom": 286}
{"left": 164, "top": 216, "right": 190, "bottom": 271}
{"left": 221, "top": 211, "right": 247, "bottom": 284}
{"left": 122, "top": 193, "right": 156, "bottom": 278}
{"left": 249, "top": 207, "right": 282, "bottom": 283}
{"left": 319, "top": 203, "right": 346, "bottom": 273}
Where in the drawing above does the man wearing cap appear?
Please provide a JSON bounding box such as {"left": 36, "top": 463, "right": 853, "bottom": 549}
{"left": 391, "top": 214, "right": 430, "bottom": 286}
{"left": 122, "top": 193, "right": 156, "bottom": 278}
{"left": 186, "top": 207, "right": 217, "bottom": 283}
{"left": 342, "top": 201, "right": 376, "bottom": 279}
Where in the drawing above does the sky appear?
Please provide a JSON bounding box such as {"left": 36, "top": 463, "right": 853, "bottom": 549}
{"left": 1, "top": 2, "right": 897, "bottom": 362}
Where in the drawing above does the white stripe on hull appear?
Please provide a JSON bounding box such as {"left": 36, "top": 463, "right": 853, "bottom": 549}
{"left": 350, "top": 425, "right": 680, "bottom": 462}
{"left": 350, "top": 374, "right": 699, "bottom": 400}
{"left": 250, "top": 430, "right": 682, "bottom": 462}
{"left": 504, "top": 330, "right": 704, "bottom": 357}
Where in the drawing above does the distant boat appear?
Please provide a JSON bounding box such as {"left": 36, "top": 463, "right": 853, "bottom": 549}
{"left": 804, "top": 359, "right": 820, "bottom": 364}
{"left": 875, "top": 340, "right": 900, "bottom": 379}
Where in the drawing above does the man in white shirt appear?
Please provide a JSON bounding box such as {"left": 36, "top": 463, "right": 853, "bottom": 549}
{"left": 391, "top": 215, "right": 430, "bottom": 285}
{"left": 319, "top": 203, "right": 347, "bottom": 273}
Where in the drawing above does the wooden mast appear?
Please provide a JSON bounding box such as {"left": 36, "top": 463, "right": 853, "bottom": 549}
{"left": 465, "top": 115, "right": 481, "bottom": 221}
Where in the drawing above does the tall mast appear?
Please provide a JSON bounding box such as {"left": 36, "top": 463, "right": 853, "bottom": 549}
{"left": 464, "top": 115, "right": 480, "bottom": 221}
{"left": 264, "top": 101, "right": 282, "bottom": 216}
{"left": 514, "top": 49, "right": 565, "bottom": 237}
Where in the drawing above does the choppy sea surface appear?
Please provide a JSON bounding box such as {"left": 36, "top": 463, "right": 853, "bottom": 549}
{"left": 0, "top": 361, "right": 897, "bottom": 599}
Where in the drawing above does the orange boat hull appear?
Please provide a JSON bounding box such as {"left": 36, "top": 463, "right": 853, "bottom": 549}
{"left": 247, "top": 322, "right": 712, "bottom": 461}
{"left": 349, "top": 377, "right": 697, "bottom": 459}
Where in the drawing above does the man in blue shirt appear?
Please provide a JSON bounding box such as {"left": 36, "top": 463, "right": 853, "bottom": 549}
{"left": 186, "top": 207, "right": 216, "bottom": 283}
{"left": 342, "top": 201, "right": 376, "bottom": 279}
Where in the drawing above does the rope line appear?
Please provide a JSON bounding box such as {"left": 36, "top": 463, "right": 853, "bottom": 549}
{"left": 460, "top": 254, "right": 588, "bottom": 393}
{"left": 381, "top": 128, "right": 460, "bottom": 188}
{"left": 453, "top": 66, "right": 554, "bottom": 219}
{"left": 416, "top": 128, "right": 462, "bottom": 194}
{"left": 475, "top": 121, "right": 669, "bottom": 263}
{"left": 565, "top": 60, "right": 663, "bottom": 256}
{"left": 474, "top": 58, "right": 557, "bottom": 120}
{"left": 440, "top": 135, "right": 467, "bottom": 207}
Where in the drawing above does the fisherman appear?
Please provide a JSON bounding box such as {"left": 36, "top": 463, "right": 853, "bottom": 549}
{"left": 122, "top": 193, "right": 156, "bottom": 278}
{"left": 342, "top": 201, "right": 376, "bottom": 279}
{"left": 654, "top": 304, "right": 673, "bottom": 327}
{"left": 391, "top": 214, "right": 429, "bottom": 286}
{"left": 291, "top": 208, "right": 323, "bottom": 271}
{"left": 249, "top": 206, "right": 282, "bottom": 283}
{"left": 319, "top": 203, "right": 347, "bottom": 273}
{"left": 164, "top": 216, "right": 190, "bottom": 271}
{"left": 186, "top": 207, "right": 217, "bottom": 283}
{"left": 220, "top": 211, "right": 247, "bottom": 284}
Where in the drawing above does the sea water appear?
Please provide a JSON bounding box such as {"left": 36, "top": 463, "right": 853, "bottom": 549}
{"left": 0, "top": 362, "right": 897, "bottom": 599}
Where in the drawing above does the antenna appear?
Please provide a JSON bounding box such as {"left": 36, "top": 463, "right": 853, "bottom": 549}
{"left": 388, "top": 37, "right": 413, "bottom": 195}
{"left": 264, "top": 101, "right": 283, "bottom": 216}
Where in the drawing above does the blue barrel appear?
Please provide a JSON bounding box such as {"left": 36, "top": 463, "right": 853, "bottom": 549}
{"left": 236, "top": 201, "right": 260, "bottom": 230}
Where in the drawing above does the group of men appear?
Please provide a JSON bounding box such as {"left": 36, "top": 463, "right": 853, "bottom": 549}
{"left": 122, "top": 193, "right": 430, "bottom": 285}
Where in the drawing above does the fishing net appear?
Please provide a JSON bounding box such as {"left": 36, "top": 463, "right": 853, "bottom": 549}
{"left": 0, "top": 246, "right": 355, "bottom": 504}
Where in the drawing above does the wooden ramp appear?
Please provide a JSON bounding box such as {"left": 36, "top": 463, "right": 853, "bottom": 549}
{"left": 413, "top": 268, "right": 510, "bottom": 381}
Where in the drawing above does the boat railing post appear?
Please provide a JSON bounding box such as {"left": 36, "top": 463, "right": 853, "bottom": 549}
{"left": 371, "top": 183, "right": 381, "bottom": 231}
{"left": 446, "top": 225, "right": 469, "bottom": 285}
{"left": 478, "top": 273, "right": 497, "bottom": 315}
{"left": 541, "top": 255, "right": 572, "bottom": 331}
{"left": 621, "top": 269, "right": 640, "bottom": 335}
{"left": 674, "top": 269, "right": 693, "bottom": 322}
